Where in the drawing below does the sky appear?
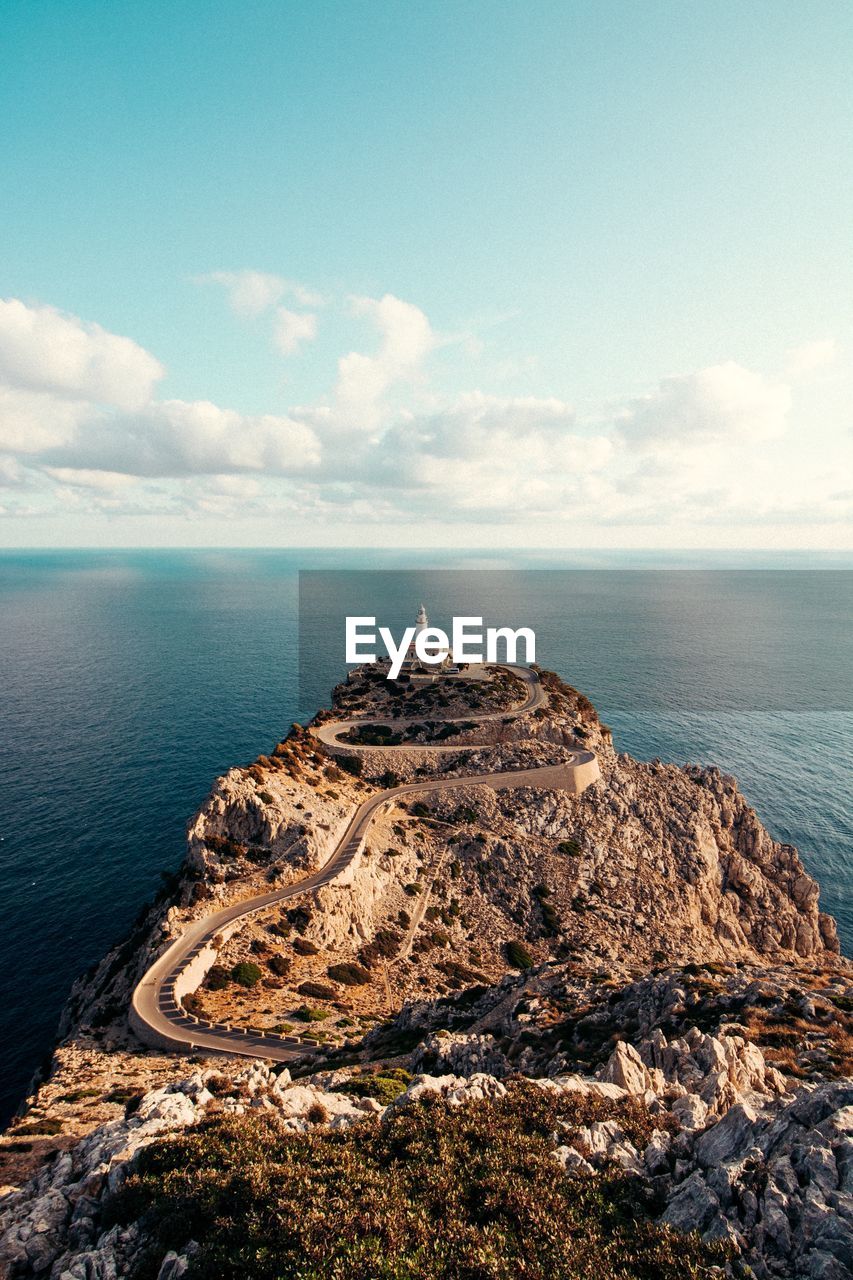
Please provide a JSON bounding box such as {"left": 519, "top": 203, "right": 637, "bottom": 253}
{"left": 0, "top": 0, "right": 851, "bottom": 550}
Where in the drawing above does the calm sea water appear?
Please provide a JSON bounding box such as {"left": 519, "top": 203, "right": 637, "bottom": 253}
{"left": 0, "top": 551, "right": 850, "bottom": 1123}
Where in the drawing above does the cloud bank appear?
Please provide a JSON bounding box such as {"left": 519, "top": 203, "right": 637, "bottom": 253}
{"left": 0, "top": 288, "right": 849, "bottom": 540}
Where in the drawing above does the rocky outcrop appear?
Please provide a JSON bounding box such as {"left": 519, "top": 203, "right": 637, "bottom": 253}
{"left": 2, "top": 665, "right": 848, "bottom": 1279}
{"left": 0, "top": 1078, "right": 209, "bottom": 1278}
{"left": 56, "top": 667, "right": 842, "bottom": 1067}
{"left": 659, "top": 1081, "right": 853, "bottom": 1276}
{"left": 4, "top": 1032, "right": 852, "bottom": 1280}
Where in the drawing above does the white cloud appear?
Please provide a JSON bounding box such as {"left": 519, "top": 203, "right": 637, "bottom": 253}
{"left": 199, "top": 270, "right": 287, "bottom": 316}
{"left": 618, "top": 361, "right": 791, "bottom": 445}
{"left": 0, "top": 288, "right": 848, "bottom": 544}
{"left": 353, "top": 294, "right": 435, "bottom": 368}
{"left": 344, "top": 393, "right": 613, "bottom": 518}
{"left": 42, "top": 467, "right": 138, "bottom": 491}
{"left": 290, "top": 283, "right": 326, "bottom": 308}
{"left": 273, "top": 307, "right": 318, "bottom": 355}
{"left": 785, "top": 338, "right": 839, "bottom": 378}
{"left": 335, "top": 293, "right": 436, "bottom": 426}
{"left": 42, "top": 399, "right": 321, "bottom": 478}
{"left": 0, "top": 455, "right": 27, "bottom": 487}
{"left": 0, "top": 386, "right": 93, "bottom": 453}
{"left": 0, "top": 298, "right": 163, "bottom": 410}
{"left": 206, "top": 474, "right": 262, "bottom": 499}
{"left": 198, "top": 270, "right": 324, "bottom": 316}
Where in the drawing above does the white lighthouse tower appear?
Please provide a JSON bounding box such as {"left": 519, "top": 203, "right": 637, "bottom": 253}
{"left": 404, "top": 603, "right": 429, "bottom": 666}
{"left": 400, "top": 602, "right": 453, "bottom": 674}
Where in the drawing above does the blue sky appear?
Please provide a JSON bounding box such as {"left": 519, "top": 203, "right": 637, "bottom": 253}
{"left": 1, "top": 0, "right": 851, "bottom": 547}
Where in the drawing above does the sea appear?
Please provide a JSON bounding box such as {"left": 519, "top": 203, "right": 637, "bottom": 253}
{"left": 0, "top": 549, "right": 850, "bottom": 1124}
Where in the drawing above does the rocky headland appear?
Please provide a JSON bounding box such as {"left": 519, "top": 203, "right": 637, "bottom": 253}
{"left": 1, "top": 665, "right": 850, "bottom": 1279}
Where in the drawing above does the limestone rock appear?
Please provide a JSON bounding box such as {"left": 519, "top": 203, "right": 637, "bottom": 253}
{"left": 599, "top": 1041, "right": 652, "bottom": 1095}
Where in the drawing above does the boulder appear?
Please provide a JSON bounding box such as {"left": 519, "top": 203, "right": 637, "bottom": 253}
{"left": 695, "top": 1102, "right": 760, "bottom": 1168}
{"left": 661, "top": 1171, "right": 724, "bottom": 1235}
{"left": 599, "top": 1041, "right": 652, "bottom": 1095}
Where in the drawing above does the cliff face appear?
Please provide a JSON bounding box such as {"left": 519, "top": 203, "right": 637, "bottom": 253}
{"left": 1, "top": 666, "right": 849, "bottom": 1280}
{"left": 52, "top": 690, "right": 839, "bottom": 1065}
{"left": 118, "top": 674, "right": 839, "bottom": 1053}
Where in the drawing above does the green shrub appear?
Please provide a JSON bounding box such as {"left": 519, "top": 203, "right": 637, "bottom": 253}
{"left": 382, "top": 1067, "right": 413, "bottom": 1083}
{"left": 358, "top": 927, "right": 401, "bottom": 968}
{"left": 268, "top": 953, "right": 291, "bottom": 977}
{"left": 297, "top": 981, "right": 336, "bottom": 1000}
{"left": 452, "top": 806, "right": 478, "bottom": 823}
{"left": 436, "top": 959, "right": 488, "bottom": 987}
{"left": 327, "top": 962, "right": 371, "bottom": 986}
{"left": 207, "top": 965, "right": 231, "bottom": 991}
{"left": 557, "top": 839, "right": 581, "bottom": 856}
{"left": 258, "top": 790, "right": 274, "bottom": 805}
{"left": 505, "top": 940, "right": 534, "bottom": 970}
{"left": 541, "top": 901, "right": 560, "bottom": 935}
{"left": 13, "top": 1118, "right": 63, "bottom": 1136}
{"left": 338, "top": 1073, "right": 408, "bottom": 1105}
{"left": 205, "top": 834, "right": 246, "bottom": 860}
{"left": 293, "top": 938, "right": 319, "bottom": 956}
{"left": 231, "top": 961, "right": 262, "bottom": 988}
{"left": 293, "top": 1005, "right": 330, "bottom": 1023}
{"left": 106, "top": 1083, "right": 724, "bottom": 1280}
{"left": 204, "top": 1075, "right": 234, "bottom": 1098}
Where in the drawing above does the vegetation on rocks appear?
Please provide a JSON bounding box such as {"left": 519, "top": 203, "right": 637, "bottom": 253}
{"left": 293, "top": 937, "right": 319, "bottom": 956}
{"left": 337, "top": 1067, "right": 411, "bottom": 1104}
{"left": 327, "top": 961, "right": 372, "bottom": 985}
{"left": 297, "top": 981, "right": 336, "bottom": 1000}
{"left": 230, "top": 961, "right": 262, "bottom": 988}
{"left": 293, "top": 1005, "right": 329, "bottom": 1023}
{"left": 359, "top": 926, "right": 402, "bottom": 968}
{"left": 108, "top": 1085, "right": 723, "bottom": 1280}
{"left": 506, "top": 939, "right": 534, "bottom": 969}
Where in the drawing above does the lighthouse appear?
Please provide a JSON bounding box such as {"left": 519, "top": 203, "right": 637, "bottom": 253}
{"left": 405, "top": 603, "right": 430, "bottom": 665}
{"left": 400, "top": 602, "right": 454, "bottom": 674}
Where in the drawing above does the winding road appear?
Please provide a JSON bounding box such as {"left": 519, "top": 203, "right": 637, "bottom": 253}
{"left": 130, "top": 665, "right": 599, "bottom": 1062}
